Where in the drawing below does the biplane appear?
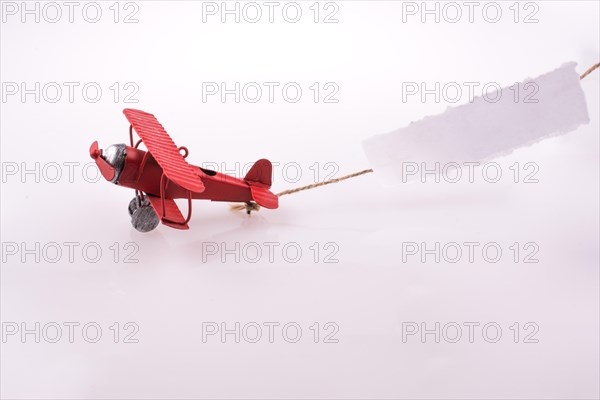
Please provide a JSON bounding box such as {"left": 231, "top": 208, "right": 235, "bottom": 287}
{"left": 89, "top": 108, "right": 278, "bottom": 232}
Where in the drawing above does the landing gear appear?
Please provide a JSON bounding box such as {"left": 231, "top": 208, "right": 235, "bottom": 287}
{"left": 128, "top": 195, "right": 150, "bottom": 216}
{"left": 244, "top": 202, "right": 261, "bottom": 215}
{"left": 128, "top": 195, "right": 159, "bottom": 232}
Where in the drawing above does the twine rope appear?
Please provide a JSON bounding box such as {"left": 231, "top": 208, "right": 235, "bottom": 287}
{"left": 232, "top": 62, "right": 599, "bottom": 213}
{"left": 580, "top": 62, "right": 600, "bottom": 80}
{"left": 276, "top": 168, "right": 374, "bottom": 197}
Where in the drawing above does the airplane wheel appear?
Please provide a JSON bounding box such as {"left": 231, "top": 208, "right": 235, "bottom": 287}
{"left": 131, "top": 205, "right": 159, "bottom": 233}
{"left": 128, "top": 195, "right": 150, "bottom": 217}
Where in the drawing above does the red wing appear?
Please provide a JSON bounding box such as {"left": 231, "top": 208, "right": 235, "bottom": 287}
{"left": 250, "top": 186, "right": 279, "bottom": 209}
{"left": 146, "top": 195, "right": 189, "bottom": 230}
{"left": 123, "top": 109, "right": 204, "bottom": 193}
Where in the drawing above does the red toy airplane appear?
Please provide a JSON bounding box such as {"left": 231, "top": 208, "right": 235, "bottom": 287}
{"left": 90, "top": 109, "right": 278, "bottom": 232}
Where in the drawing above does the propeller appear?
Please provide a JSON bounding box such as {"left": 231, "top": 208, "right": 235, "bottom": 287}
{"left": 89, "top": 141, "right": 115, "bottom": 181}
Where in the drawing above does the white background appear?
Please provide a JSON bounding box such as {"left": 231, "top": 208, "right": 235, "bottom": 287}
{"left": 1, "top": 1, "right": 599, "bottom": 398}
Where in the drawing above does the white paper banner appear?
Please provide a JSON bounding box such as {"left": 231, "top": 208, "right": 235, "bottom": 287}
{"left": 362, "top": 62, "right": 590, "bottom": 183}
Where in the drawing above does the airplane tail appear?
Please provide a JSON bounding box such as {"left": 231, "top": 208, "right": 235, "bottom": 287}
{"left": 244, "top": 159, "right": 278, "bottom": 209}
{"left": 244, "top": 159, "right": 273, "bottom": 188}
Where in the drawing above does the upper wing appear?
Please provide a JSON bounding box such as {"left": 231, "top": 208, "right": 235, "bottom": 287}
{"left": 123, "top": 109, "right": 204, "bottom": 193}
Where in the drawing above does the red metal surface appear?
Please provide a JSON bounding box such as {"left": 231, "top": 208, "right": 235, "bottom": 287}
{"left": 147, "top": 195, "right": 189, "bottom": 230}
{"left": 244, "top": 158, "right": 273, "bottom": 188}
{"left": 123, "top": 108, "right": 205, "bottom": 193}
{"left": 91, "top": 109, "right": 279, "bottom": 231}
{"left": 250, "top": 186, "right": 279, "bottom": 209}
{"left": 89, "top": 141, "right": 115, "bottom": 181}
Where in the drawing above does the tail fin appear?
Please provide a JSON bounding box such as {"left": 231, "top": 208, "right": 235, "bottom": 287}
{"left": 244, "top": 159, "right": 273, "bottom": 189}
{"left": 245, "top": 159, "right": 278, "bottom": 209}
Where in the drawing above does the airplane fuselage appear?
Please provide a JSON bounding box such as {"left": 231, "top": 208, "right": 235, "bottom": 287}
{"left": 115, "top": 145, "right": 254, "bottom": 203}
